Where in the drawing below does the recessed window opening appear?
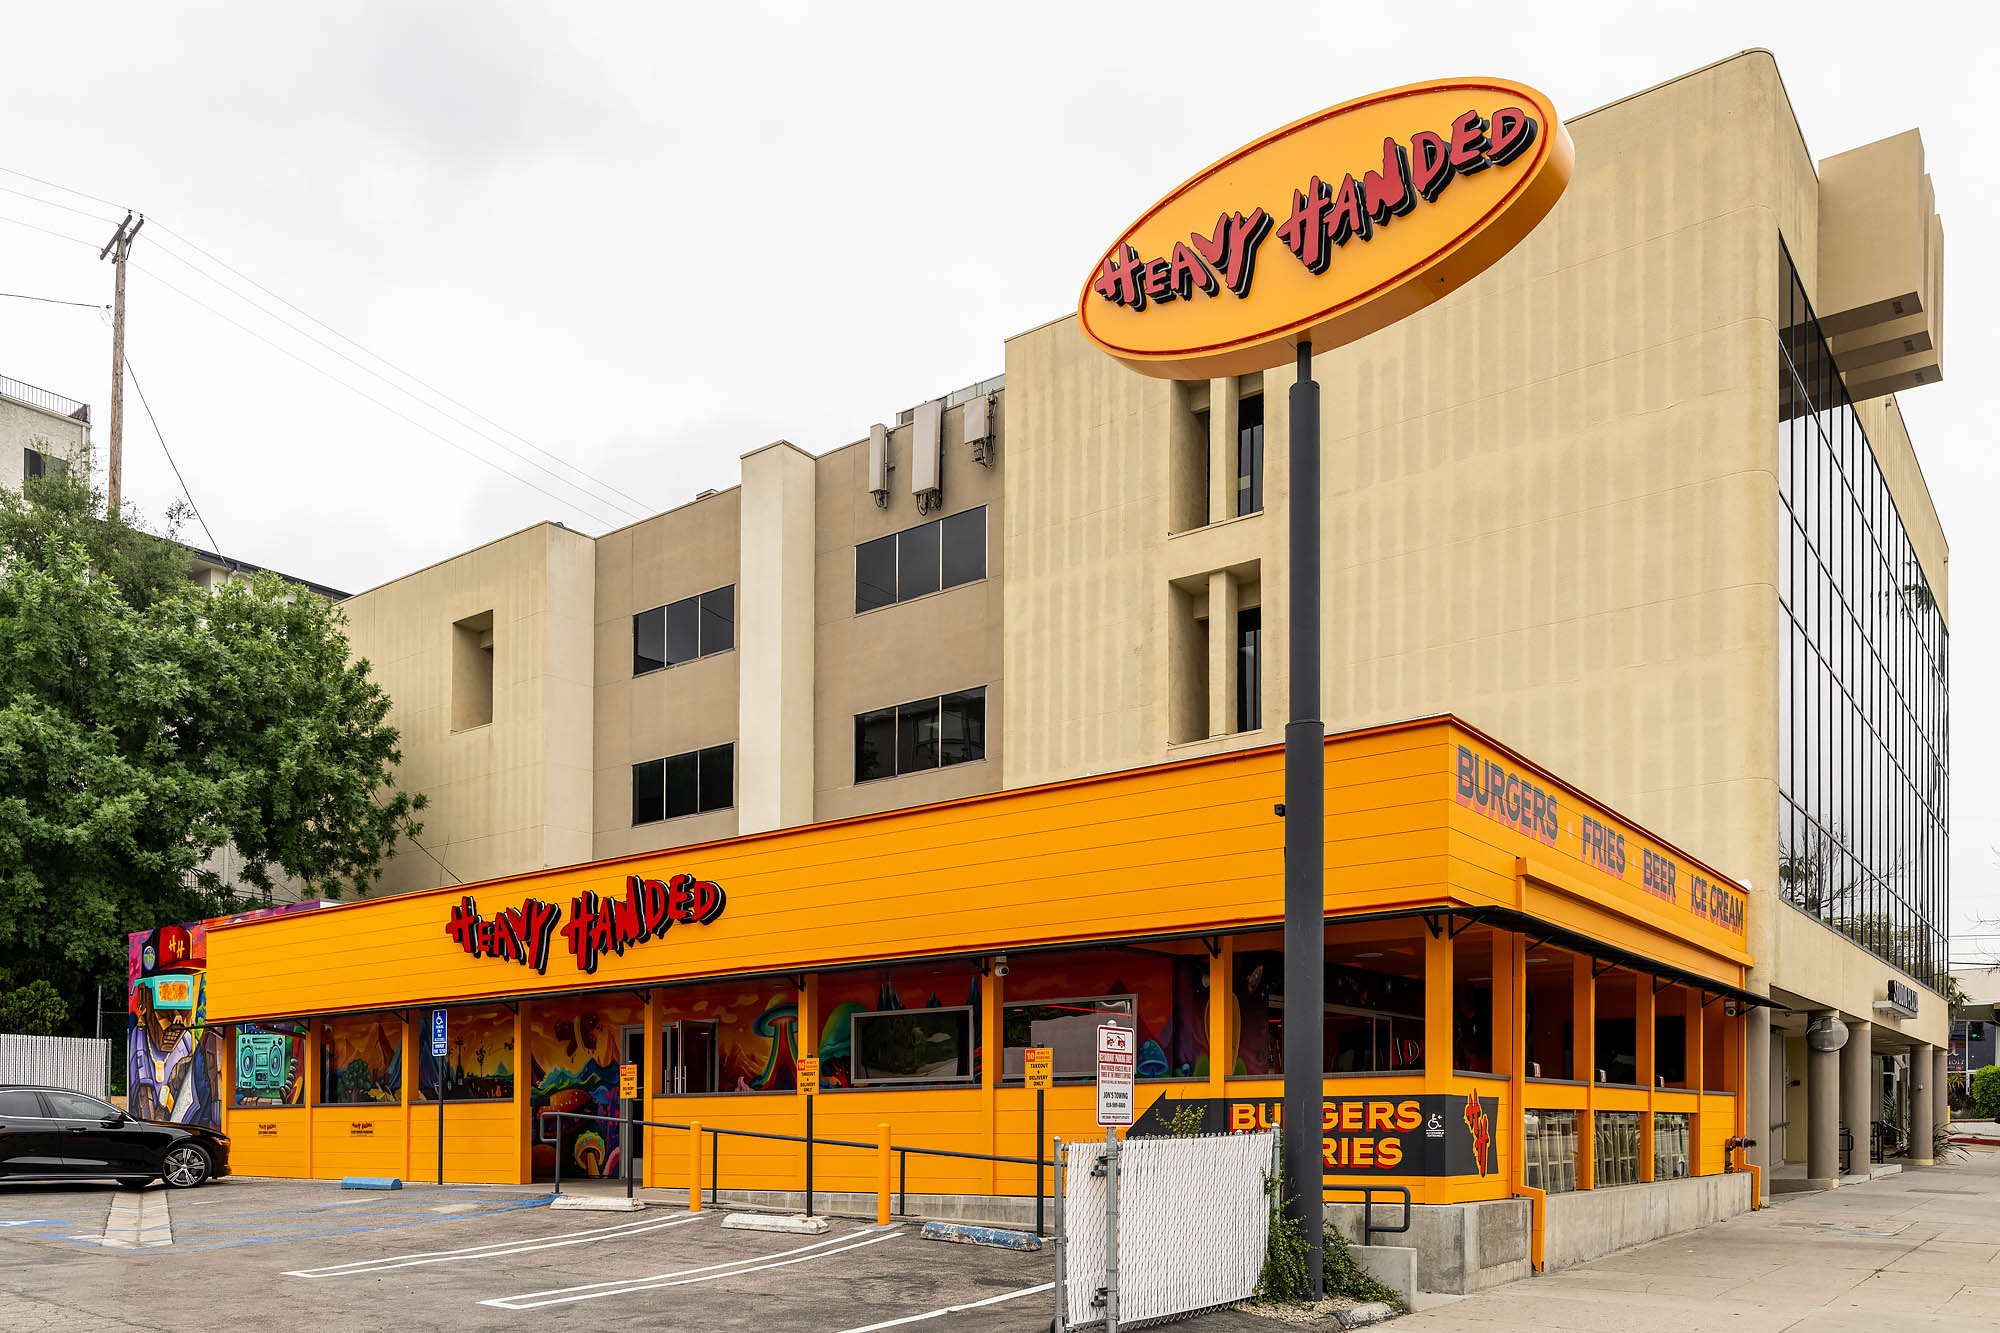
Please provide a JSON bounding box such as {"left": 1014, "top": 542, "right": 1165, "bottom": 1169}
{"left": 854, "top": 507, "right": 986, "bottom": 613}
{"left": 854, "top": 687, "right": 985, "bottom": 783}
{"left": 633, "top": 743, "right": 735, "bottom": 824}
{"left": 451, "top": 611, "right": 494, "bottom": 732}
{"left": 634, "top": 585, "right": 734, "bottom": 675}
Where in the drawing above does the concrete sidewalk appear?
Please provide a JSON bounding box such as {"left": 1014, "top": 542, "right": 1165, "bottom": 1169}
{"left": 1397, "top": 1146, "right": 2000, "bottom": 1331}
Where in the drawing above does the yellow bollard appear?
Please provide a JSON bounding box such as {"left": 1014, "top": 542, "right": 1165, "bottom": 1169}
{"left": 876, "top": 1123, "right": 892, "bottom": 1225}
{"left": 689, "top": 1121, "right": 703, "bottom": 1213}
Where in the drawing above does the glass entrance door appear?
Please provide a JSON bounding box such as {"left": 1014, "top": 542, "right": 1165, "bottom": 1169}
{"left": 666, "top": 1021, "right": 719, "bottom": 1095}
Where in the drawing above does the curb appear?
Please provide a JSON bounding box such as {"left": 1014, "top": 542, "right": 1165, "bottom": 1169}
{"left": 722, "top": 1213, "right": 831, "bottom": 1234}
{"left": 340, "top": 1177, "right": 403, "bottom": 1191}
{"left": 550, "top": 1194, "right": 646, "bottom": 1212}
{"left": 920, "top": 1221, "right": 1043, "bottom": 1251}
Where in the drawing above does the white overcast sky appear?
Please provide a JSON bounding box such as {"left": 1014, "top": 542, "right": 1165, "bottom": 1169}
{"left": 1, "top": 3, "right": 1994, "bottom": 948}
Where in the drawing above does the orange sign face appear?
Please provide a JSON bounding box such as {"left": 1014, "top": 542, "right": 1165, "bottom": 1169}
{"left": 1078, "top": 78, "right": 1573, "bottom": 378}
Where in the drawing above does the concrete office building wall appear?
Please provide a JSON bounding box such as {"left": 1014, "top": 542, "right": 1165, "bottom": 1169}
{"left": 1, "top": 384, "right": 91, "bottom": 495}
{"left": 592, "top": 487, "right": 743, "bottom": 859}
{"left": 341, "top": 522, "right": 596, "bottom": 897}
{"left": 813, "top": 398, "right": 1008, "bottom": 822}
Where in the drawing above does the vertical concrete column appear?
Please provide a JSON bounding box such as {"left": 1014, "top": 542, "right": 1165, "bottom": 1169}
{"left": 1806, "top": 1013, "right": 1840, "bottom": 1186}
{"left": 1207, "top": 570, "right": 1239, "bottom": 737}
{"left": 1934, "top": 1047, "right": 1951, "bottom": 1138}
{"left": 1739, "top": 1007, "right": 1762, "bottom": 1184}
{"left": 736, "top": 441, "right": 817, "bottom": 836}
{"left": 1909, "top": 1044, "right": 1934, "bottom": 1164}
{"left": 1840, "top": 1018, "right": 1873, "bottom": 1177}
{"left": 1208, "top": 377, "right": 1238, "bottom": 522}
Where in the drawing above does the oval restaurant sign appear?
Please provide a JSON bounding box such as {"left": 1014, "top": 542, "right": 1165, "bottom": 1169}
{"left": 1078, "top": 78, "right": 1573, "bottom": 378}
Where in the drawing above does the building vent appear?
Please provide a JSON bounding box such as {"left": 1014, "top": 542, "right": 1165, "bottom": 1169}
{"left": 910, "top": 398, "right": 943, "bottom": 514}
{"left": 695, "top": 488, "right": 718, "bottom": 500}
{"left": 963, "top": 392, "right": 995, "bottom": 467}
{"left": 867, "top": 423, "right": 891, "bottom": 509}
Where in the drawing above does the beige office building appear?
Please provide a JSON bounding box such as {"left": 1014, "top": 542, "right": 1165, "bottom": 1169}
{"left": 337, "top": 52, "right": 1951, "bottom": 1189}
{"left": 1, "top": 373, "right": 93, "bottom": 494}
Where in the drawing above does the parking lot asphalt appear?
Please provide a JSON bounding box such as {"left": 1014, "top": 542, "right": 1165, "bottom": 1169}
{"left": 0, "top": 1177, "right": 1113, "bottom": 1332}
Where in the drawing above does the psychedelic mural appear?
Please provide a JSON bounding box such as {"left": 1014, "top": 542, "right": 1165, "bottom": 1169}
{"left": 528, "top": 994, "right": 643, "bottom": 1179}
{"left": 318, "top": 1014, "right": 403, "bottom": 1104}
{"left": 816, "top": 965, "right": 983, "bottom": 1089}
{"left": 234, "top": 1022, "right": 305, "bottom": 1107}
{"left": 416, "top": 1004, "right": 515, "bottom": 1101}
{"left": 1002, "top": 946, "right": 1209, "bottom": 1080}
{"left": 658, "top": 981, "right": 800, "bottom": 1093}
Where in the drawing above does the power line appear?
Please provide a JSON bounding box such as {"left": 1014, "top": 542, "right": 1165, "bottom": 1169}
{"left": 0, "top": 290, "right": 106, "bottom": 310}
{"left": 0, "top": 166, "right": 659, "bottom": 524}
{"left": 132, "top": 262, "right": 630, "bottom": 530}
{"left": 123, "top": 352, "right": 224, "bottom": 561}
{"left": 0, "top": 211, "right": 99, "bottom": 250}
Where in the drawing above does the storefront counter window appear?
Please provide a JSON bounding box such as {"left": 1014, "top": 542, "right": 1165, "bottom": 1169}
{"left": 1451, "top": 927, "right": 1496, "bottom": 1075}
{"left": 851, "top": 1006, "right": 974, "bottom": 1084}
{"left": 1523, "top": 1108, "right": 1579, "bottom": 1193}
{"left": 1234, "top": 928, "right": 1427, "bottom": 1076}
{"left": 818, "top": 963, "right": 980, "bottom": 1089}
{"left": 1594, "top": 1110, "right": 1642, "bottom": 1186}
{"left": 1524, "top": 946, "right": 1576, "bottom": 1079}
{"left": 317, "top": 1015, "right": 402, "bottom": 1105}
{"left": 1654, "top": 1112, "right": 1691, "bottom": 1180}
{"left": 999, "top": 944, "right": 1204, "bottom": 1081}
{"left": 416, "top": 1004, "right": 515, "bottom": 1102}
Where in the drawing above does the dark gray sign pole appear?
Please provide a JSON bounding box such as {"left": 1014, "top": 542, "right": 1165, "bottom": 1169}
{"left": 1282, "top": 338, "right": 1325, "bottom": 1299}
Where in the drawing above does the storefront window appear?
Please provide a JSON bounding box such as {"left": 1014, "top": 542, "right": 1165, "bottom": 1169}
{"left": 1233, "top": 926, "right": 1426, "bottom": 1076}
{"left": 1452, "top": 927, "right": 1496, "bottom": 1075}
{"left": 233, "top": 1021, "right": 305, "bottom": 1107}
{"left": 1654, "top": 1112, "right": 1692, "bottom": 1180}
{"left": 1594, "top": 1110, "right": 1642, "bottom": 1186}
{"left": 654, "top": 980, "right": 799, "bottom": 1094}
{"left": 1000, "top": 944, "right": 1205, "bottom": 1081}
{"left": 527, "top": 994, "right": 644, "bottom": 1180}
{"left": 1523, "top": 1109, "right": 1578, "bottom": 1194}
{"left": 1594, "top": 968, "right": 1638, "bottom": 1085}
{"left": 1654, "top": 987, "right": 1692, "bottom": 1088}
{"left": 1524, "top": 947, "right": 1576, "bottom": 1079}
{"left": 1703, "top": 1002, "right": 1730, "bottom": 1092}
{"left": 817, "top": 963, "right": 981, "bottom": 1089}
{"left": 416, "top": 1004, "right": 516, "bottom": 1102}
{"left": 316, "top": 1015, "right": 402, "bottom": 1105}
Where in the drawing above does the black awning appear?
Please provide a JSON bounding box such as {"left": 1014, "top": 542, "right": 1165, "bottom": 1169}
{"left": 1449, "top": 905, "right": 1783, "bottom": 1010}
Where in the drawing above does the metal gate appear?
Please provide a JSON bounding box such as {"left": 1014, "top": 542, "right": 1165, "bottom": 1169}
{"left": 1055, "top": 1129, "right": 1277, "bottom": 1331}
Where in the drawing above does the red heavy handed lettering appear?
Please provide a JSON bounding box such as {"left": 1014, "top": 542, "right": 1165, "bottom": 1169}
{"left": 1277, "top": 177, "right": 1337, "bottom": 274}
{"left": 1188, "top": 209, "right": 1273, "bottom": 298}
{"left": 1091, "top": 244, "right": 1148, "bottom": 310}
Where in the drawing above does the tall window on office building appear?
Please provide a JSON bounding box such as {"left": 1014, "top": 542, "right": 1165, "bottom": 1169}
{"left": 1236, "top": 394, "right": 1263, "bottom": 516}
{"left": 1776, "top": 241, "right": 1948, "bottom": 987}
{"left": 1237, "top": 606, "right": 1261, "bottom": 731}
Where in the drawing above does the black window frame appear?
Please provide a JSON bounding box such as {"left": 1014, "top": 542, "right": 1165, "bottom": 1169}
{"left": 633, "top": 585, "right": 736, "bottom": 676}
{"left": 853, "top": 686, "right": 987, "bottom": 783}
{"left": 1236, "top": 393, "right": 1264, "bottom": 516}
{"left": 1237, "top": 605, "right": 1261, "bottom": 731}
{"left": 632, "top": 742, "right": 736, "bottom": 825}
{"left": 852, "top": 506, "right": 987, "bottom": 614}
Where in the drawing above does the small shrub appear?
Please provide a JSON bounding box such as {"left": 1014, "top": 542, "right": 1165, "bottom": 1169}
{"left": 1254, "top": 1163, "right": 1401, "bottom": 1310}
{"left": 1163, "top": 1102, "right": 1207, "bottom": 1138}
{"left": 1971, "top": 1065, "right": 2000, "bottom": 1120}
{"left": 1325, "top": 1225, "right": 1403, "bottom": 1309}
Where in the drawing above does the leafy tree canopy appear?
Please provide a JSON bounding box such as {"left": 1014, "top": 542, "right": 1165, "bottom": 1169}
{"left": 0, "top": 466, "right": 424, "bottom": 1035}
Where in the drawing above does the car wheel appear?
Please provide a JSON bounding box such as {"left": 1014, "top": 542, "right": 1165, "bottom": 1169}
{"left": 117, "top": 1177, "right": 152, "bottom": 1190}
{"left": 161, "top": 1145, "right": 209, "bottom": 1189}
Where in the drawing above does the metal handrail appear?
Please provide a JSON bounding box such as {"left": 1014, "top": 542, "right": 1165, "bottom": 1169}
{"left": 536, "top": 1107, "right": 1049, "bottom": 1231}
{"left": 0, "top": 372, "right": 89, "bottom": 422}
{"left": 1321, "top": 1183, "right": 1411, "bottom": 1247}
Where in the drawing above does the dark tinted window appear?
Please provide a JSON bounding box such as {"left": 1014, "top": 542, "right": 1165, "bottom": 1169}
{"left": 941, "top": 508, "right": 986, "bottom": 589}
{"left": 665, "top": 751, "right": 700, "bottom": 819}
{"left": 898, "top": 697, "right": 939, "bottom": 774}
{"left": 0, "top": 1090, "right": 44, "bottom": 1117}
{"left": 633, "top": 607, "right": 666, "bottom": 674}
{"left": 43, "top": 1091, "right": 112, "bottom": 1120}
{"left": 23, "top": 449, "right": 46, "bottom": 482}
{"left": 700, "top": 586, "right": 735, "bottom": 655}
{"left": 1237, "top": 394, "right": 1264, "bottom": 516}
{"left": 665, "top": 598, "right": 701, "bottom": 667}
{"left": 897, "top": 521, "right": 941, "bottom": 601}
{"left": 940, "top": 688, "right": 986, "bottom": 766}
{"left": 633, "top": 759, "right": 664, "bottom": 824}
{"left": 855, "top": 708, "right": 896, "bottom": 782}
{"left": 697, "top": 744, "right": 734, "bottom": 814}
{"left": 855, "top": 536, "right": 897, "bottom": 612}
{"left": 1237, "top": 607, "right": 1261, "bottom": 731}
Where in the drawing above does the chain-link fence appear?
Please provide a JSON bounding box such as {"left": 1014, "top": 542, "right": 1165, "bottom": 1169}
{"left": 1055, "top": 1128, "right": 1277, "bottom": 1331}
{"left": 0, "top": 1035, "right": 110, "bottom": 1098}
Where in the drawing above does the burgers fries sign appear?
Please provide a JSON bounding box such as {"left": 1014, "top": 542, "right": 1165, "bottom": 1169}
{"left": 1078, "top": 78, "right": 1573, "bottom": 378}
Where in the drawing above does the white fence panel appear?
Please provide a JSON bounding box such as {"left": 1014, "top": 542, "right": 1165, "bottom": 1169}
{"left": 1059, "top": 1129, "right": 1275, "bottom": 1330}
{"left": 0, "top": 1035, "right": 109, "bottom": 1098}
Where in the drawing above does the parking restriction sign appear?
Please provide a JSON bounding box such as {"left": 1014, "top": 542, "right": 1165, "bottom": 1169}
{"left": 1095, "top": 1024, "right": 1134, "bottom": 1127}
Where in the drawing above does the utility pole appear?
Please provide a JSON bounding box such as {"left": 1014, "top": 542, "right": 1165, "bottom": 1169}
{"left": 99, "top": 212, "right": 144, "bottom": 517}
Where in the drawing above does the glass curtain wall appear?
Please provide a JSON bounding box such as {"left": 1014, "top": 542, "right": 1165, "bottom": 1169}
{"left": 1776, "top": 240, "right": 1949, "bottom": 987}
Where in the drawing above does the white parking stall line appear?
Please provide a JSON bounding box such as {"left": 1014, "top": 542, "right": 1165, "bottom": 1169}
{"left": 284, "top": 1212, "right": 704, "bottom": 1278}
{"left": 480, "top": 1225, "right": 907, "bottom": 1310}
{"left": 835, "top": 1281, "right": 1057, "bottom": 1333}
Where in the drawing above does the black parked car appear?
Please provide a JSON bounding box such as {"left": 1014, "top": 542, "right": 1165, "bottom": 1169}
{"left": 0, "top": 1085, "right": 230, "bottom": 1189}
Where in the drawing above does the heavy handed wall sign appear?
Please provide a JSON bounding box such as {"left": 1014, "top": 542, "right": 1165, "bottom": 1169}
{"left": 444, "top": 874, "right": 727, "bottom": 976}
{"left": 1079, "top": 78, "right": 1573, "bottom": 378}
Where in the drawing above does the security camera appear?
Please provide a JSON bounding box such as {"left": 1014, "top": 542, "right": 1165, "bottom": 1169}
{"left": 992, "top": 954, "right": 1010, "bottom": 978}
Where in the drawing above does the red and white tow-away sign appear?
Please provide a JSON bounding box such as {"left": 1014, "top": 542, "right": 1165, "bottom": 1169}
{"left": 1096, "top": 1024, "right": 1136, "bottom": 1127}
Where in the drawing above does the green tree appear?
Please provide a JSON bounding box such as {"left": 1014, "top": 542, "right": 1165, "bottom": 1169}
{"left": 0, "top": 979, "right": 70, "bottom": 1035}
{"left": 0, "top": 470, "right": 424, "bottom": 1035}
{"left": 1972, "top": 1066, "right": 2000, "bottom": 1121}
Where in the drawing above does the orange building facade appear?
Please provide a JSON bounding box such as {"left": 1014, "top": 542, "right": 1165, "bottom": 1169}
{"left": 186, "top": 716, "right": 1757, "bottom": 1226}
